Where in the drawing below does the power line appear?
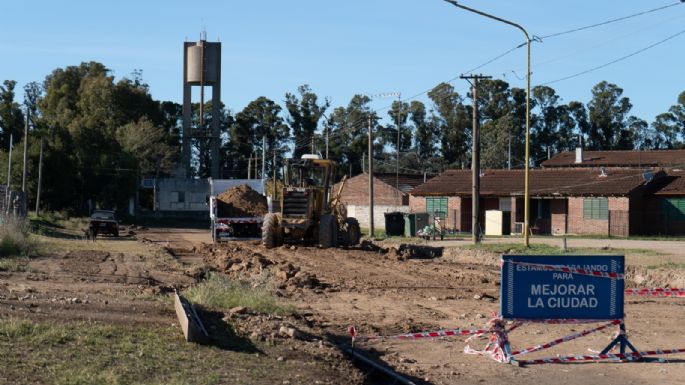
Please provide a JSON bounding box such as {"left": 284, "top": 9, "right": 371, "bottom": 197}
{"left": 541, "top": 27, "right": 685, "bottom": 86}
{"left": 295, "top": 2, "right": 685, "bottom": 158}
{"left": 539, "top": 1, "right": 685, "bottom": 40}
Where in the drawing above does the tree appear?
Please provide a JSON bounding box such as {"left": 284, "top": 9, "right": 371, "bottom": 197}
{"left": 326, "top": 94, "right": 379, "bottom": 178}
{"left": 0, "top": 80, "right": 25, "bottom": 152}
{"left": 649, "top": 91, "right": 685, "bottom": 149}
{"left": 285, "top": 85, "right": 329, "bottom": 159}
{"left": 117, "top": 117, "right": 177, "bottom": 177}
{"left": 409, "top": 101, "right": 437, "bottom": 160}
{"left": 229, "top": 97, "right": 289, "bottom": 179}
{"left": 587, "top": 81, "right": 633, "bottom": 150}
{"left": 427, "top": 83, "right": 470, "bottom": 168}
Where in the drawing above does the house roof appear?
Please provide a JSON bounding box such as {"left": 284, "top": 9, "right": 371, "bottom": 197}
{"left": 410, "top": 168, "right": 662, "bottom": 197}
{"left": 373, "top": 173, "right": 432, "bottom": 193}
{"left": 541, "top": 149, "right": 685, "bottom": 168}
{"left": 653, "top": 170, "right": 685, "bottom": 196}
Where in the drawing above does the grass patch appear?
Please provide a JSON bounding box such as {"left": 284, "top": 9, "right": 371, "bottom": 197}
{"left": 464, "top": 242, "right": 563, "bottom": 255}
{"left": 0, "top": 318, "right": 290, "bottom": 385}
{"left": 0, "top": 217, "right": 39, "bottom": 257}
{"left": 646, "top": 261, "right": 685, "bottom": 270}
{"left": 185, "top": 272, "right": 295, "bottom": 315}
{"left": 462, "top": 242, "right": 662, "bottom": 257}
{"left": 0, "top": 257, "right": 30, "bottom": 272}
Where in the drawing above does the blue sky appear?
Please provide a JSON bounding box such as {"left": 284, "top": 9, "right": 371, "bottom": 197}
{"left": 2, "top": 0, "right": 684, "bottom": 125}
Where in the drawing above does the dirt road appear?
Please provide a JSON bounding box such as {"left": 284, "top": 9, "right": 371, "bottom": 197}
{"left": 195, "top": 233, "right": 685, "bottom": 385}
{"left": 0, "top": 229, "right": 365, "bottom": 385}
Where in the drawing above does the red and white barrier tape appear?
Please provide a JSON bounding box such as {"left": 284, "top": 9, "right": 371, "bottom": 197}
{"left": 503, "top": 260, "right": 624, "bottom": 279}
{"left": 464, "top": 317, "right": 512, "bottom": 363}
{"left": 511, "top": 319, "right": 621, "bottom": 356}
{"left": 514, "top": 348, "right": 685, "bottom": 365}
{"left": 625, "top": 288, "right": 685, "bottom": 297}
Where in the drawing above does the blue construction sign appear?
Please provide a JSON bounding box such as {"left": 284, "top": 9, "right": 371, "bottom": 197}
{"left": 500, "top": 255, "right": 624, "bottom": 320}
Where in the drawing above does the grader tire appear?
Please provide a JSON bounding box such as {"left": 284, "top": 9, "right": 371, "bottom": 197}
{"left": 319, "top": 215, "right": 336, "bottom": 249}
{"left": 262, "top": 213, "right": 281, "bottom": 249}
{"left": 346, "top": 218, "right": 361, "bottom": 246}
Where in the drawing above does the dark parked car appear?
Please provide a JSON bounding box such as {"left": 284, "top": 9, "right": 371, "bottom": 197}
{"left": 89, "top": 210, "right": 119, "bottom": 237}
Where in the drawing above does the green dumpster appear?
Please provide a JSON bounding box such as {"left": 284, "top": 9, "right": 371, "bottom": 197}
{"left": 404, "top": 213, "right": 429, "bottom": 237}
{"left": 404, "top": 213, "right": 416, "bottom": 237}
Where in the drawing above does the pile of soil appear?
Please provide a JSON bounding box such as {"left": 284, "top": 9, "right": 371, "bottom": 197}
{"left": 216, "top": 184, "right": 268, "bottom": 218}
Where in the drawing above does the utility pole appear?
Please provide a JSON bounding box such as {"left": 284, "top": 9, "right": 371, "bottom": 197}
{"left": 325, "top": 124, "right": 329, "bottom": 159}
{"left": 22, "top": 109, "right": 29, "bottom": 193}
{"left": 508, "top": 129, "right": 512, "bottom": 170}
{"left": 461, "top": 74, "right": 491, "bottom": 244}
{"left": 396, "top": 93, "right": 401, "bottom": 191}
{"left": 35, "top": 136, "right": 44, "bottom": 215}
{"left": 272, "top": 151, "right": 277, "bottom": 198}
{"left": 247, "top": 155, "right": 252, "bottom": 179}
{"left": 368, "top": 116, "right": 375, "bottom": 238}
{"left": 362, "top": 152, "right": 365, "bottom": 174}
{"left": 262, "top": 135, "right": 266, "bottom": 181}
{"left": 6, "top": 133, "right": 13, "bottom": 188}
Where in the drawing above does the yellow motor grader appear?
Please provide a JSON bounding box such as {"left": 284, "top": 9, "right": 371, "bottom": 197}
{"left": 262, "top": 154, "right": 361, "bottom": 249}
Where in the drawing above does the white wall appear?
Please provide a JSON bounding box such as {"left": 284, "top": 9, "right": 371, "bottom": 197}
{"left": 347, "top": 205, "right": 409, "bottom": 230}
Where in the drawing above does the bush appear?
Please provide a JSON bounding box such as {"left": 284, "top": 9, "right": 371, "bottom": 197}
{"left": 0, "top": 216, "right": 38, "bottom": 258}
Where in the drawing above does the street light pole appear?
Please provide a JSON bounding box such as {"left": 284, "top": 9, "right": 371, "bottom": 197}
{"left": 442, "top": 0, "right": 532, "bottom": 247}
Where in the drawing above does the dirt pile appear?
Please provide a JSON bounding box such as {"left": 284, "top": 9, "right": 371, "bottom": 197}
{"left": 216, "top": 184, "right": 267, "bottom": 217}
{"left": 202, "top": 243, "right": 329, "bottom": 295}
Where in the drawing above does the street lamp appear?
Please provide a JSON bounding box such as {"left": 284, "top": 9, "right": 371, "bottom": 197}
{"left": 442, "top": 0, "right": 532, "bottom": 247}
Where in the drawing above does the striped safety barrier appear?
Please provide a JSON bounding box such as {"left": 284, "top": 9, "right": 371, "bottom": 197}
{"left": 503, "top": 260, "right": 624, "bottom": 280}
{"left": 514, "top": 348, "right": 685, "bottom": 365}
{"left": 625, "top": 288, "right": 685, "bottom": 297}
{"left": 511, "top": 320, "right": 621, "bottom": 356}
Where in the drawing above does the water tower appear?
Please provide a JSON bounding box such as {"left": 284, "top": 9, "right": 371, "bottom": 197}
{"left": 182, "top": 35, "right": 221, "bottom": 178}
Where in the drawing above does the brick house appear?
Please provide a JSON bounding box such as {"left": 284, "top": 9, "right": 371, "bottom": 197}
{"left": 334, "top": 172, "right": 432, "bottom": 229}
{"left": 409, "top": 168, "right": 667, "bottom": 236}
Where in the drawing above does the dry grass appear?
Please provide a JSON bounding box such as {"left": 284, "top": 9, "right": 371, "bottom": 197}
{"left": 0, "top": 318, "right": 282, "bottom": 385}
{"left": 185, "top": 272, "right": 295, "bottom": 315}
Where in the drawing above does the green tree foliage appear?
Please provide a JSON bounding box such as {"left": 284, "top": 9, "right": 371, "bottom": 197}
{"left": 0, "top": 80, "right": 25, "bottom": 152}
{"left": 476, "top": 80, "right": 528, "bottom": 168}
{"left": 586, "top": 81, "right": 633, "bottom": 150}
{"left": 649, "top": 91, "right": 685, "bottom": 149}
{"left": 229, "top": 97, "right": 289, "bottom": 179}
{"left": 326, "top": 94, "right": 380, "bottom": 178}
{"left": 35, "top": 62, "right": 179, "bottom": 212}
{"left": 427, "top": 83, "right": 470, "bottom": 168}
{"left": 285, "top": 85, "right": 329, "bottom": 159}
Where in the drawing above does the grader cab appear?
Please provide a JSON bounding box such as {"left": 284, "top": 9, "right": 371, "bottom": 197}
{"left": 262, "top": 154, "right": 361, "bottom": 249}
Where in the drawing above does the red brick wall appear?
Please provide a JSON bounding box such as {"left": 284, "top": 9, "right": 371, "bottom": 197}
{"left": 408, "top": 195, "right": 424, "bottom": 212}
{"left": 551, "top": 199, "right": 567, "bottom": 235}
{"left": 567, "top": 197, "right": 629, "bottom": 235}
{"left": 338, "top": 173, "right": 405, "bottom": 206}
{"left": 408, "top": 195, "right": 462, "bottom": 231}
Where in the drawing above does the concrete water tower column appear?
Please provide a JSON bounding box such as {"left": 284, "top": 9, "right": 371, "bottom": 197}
{"left": 182, "top": 38, "right": 221, "bottom": 178}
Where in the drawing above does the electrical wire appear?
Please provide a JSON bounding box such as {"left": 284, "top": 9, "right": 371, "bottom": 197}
{"left": 539, "top": 1, "right": 685, "bottom": 40}
{"left": 540, "top": 27, "right": 685, "bottom": 86}
{"left": 293, "top": 2, "right": 685, "bottom": 160}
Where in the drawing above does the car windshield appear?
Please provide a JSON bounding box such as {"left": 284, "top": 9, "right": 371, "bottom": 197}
{"left": 91, "top": 211, "right": 115, "bottom": 220}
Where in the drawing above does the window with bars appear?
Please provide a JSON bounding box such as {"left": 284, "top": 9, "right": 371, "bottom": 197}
{"left": 426, "top": 197, "right": 448, "bottom": 220}
{"left": 662, "top": 198, "right": 685, "bottom": 221}
{"left": 583, "top": 197, "right": 608, "bottom": 220}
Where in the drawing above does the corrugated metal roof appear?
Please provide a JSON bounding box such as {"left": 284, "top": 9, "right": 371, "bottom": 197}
{"left": 410, "top": 168, "right": 662, "bottom": 197}
{"left": 542, "top": 149, "right": 685, "bottom": 168}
